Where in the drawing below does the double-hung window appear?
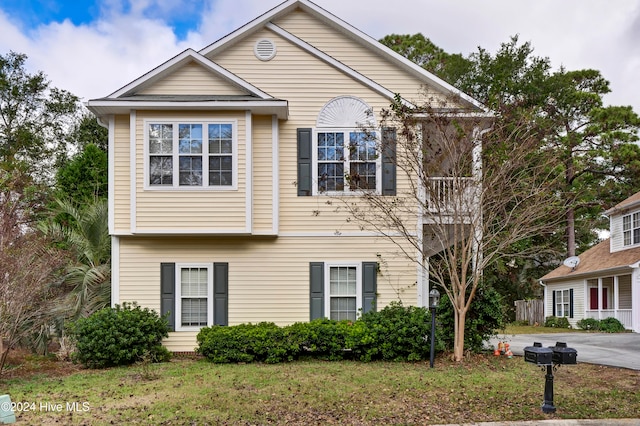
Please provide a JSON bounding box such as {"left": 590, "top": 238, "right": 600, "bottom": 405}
{"left": 147, "top": 121, "right": 235, "bottom": 189}
{"left": 176, "top": 264, "right": 213, "bottom": 330}
{"left": 325, "top": 263, "right": 362, "bottom": 322}
{"left": 316, "top": 130, "right": 378, "bottom": 193}
{"left": 622, "top": 212, "right": 640, "bottom": 246}
{"left": 555, "top": 290, "right": 571, "bottom": 317}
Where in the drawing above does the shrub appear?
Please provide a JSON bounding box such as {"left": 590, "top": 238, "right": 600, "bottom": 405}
{"left": 544, "top": 316, "right": 571, "bottom": 329}
{"left": 68, "top": 302, "right": 170, "bottom": 369}
{"left": 285, "top": 318, "right": 352, "bottom": 361}
{"left": 196, "top": 322, "right": 297, "bottom": 364}
{"left": 599, "top": 317, "right": 626, "bottom": 333}
{"left": 347, "top": 302, "right": 432, "bottom": 362}
{"left": 577, "top": 318, "right": 600, "bottom": 331}
{"left": 437, "top": 286, "right": 506, "bottom": 353}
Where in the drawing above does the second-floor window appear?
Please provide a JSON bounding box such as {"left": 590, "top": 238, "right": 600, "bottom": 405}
{"left": 147, "top": 121, "right": 235, "bottom": 189}
{"left": 622, "top": 212, "right": 640, "bottom": 246}
{"left": 316, "top": 130, "right": 378, "bottom": 193}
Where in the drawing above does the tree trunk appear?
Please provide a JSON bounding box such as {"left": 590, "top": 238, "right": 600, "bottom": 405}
{"left": 453, "top": 306, "right": 467, "bottom": 362}
{"left": 566, "top": 207, "right": 576, "bottom": 257}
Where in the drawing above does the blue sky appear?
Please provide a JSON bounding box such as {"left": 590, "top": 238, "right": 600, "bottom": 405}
{"left": 0, "top": 0, "right": 206, "bottom": 39}
{"left": 0, "top": 0, "right": 639, "bottom": 114}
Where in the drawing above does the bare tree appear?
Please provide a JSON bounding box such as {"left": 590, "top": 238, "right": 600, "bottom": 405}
{"left": 338, "top": 96, "right": 563, "bottom": 361}
{"left": 0, "top": 169, "right": 66, "bottom": 375}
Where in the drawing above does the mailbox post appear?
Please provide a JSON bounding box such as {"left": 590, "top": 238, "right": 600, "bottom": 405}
{"left": 523, "top": 341, "right": 577, "bottom": 414}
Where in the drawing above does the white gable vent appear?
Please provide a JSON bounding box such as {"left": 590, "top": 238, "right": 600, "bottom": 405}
{"left": 254, "top": 39, "right": 276, "bottom": 61}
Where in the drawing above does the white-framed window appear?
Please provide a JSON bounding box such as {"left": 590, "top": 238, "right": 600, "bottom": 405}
{"left": 146, "top": 120, "right": 237, "bottom": 189}
{"left": 324, "top": 263, "right": 362, "bottom": 321}
{"left": 622, "top": 212, "right": 640, "bottom": 246}
{"left": 175, "top": 264, "right": 213, "bottom": 330}
{"left": 554, "top": 289, "right": 571, "bottom": 317}
{"left": 314, "top": 129, "right": 379, "bottom": 194}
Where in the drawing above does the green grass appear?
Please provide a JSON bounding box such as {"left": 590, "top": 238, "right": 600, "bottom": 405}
{"left": 3, "top": 355, "right": 639, "bottom": 425}
{"left": 501, "top": 324, "right": 587, "bottom": 335}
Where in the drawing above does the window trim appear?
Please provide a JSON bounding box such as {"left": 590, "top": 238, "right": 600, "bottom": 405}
{"left": 143, "top": 119, "right": 238, "bottom": 191}
{"left": 324, "top": 262, "right": 363, "bottom": 321}
{"left": 312, "top": 128, "right": 381, "bottom": 196}
{"left": 175, "top": 263, "right": 214, "bottom": 331}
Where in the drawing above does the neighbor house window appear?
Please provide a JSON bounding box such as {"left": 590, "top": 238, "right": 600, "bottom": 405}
{"left": 325, "top": 264, "right": 362, "bottom": 322}
{"left": 147, "top": 121, "right": 236, "bottom": 188}
{"left": 554, "top": 289, "right": 571, "bottom": 317}
{"left": 316, "top": 130, "right": 378, "bottom": 193}
{"left": 176, "top": 264, "right": 213, "bottom": 330}
{"left": 622, "top": 212, "right": 640, "bottom": 246}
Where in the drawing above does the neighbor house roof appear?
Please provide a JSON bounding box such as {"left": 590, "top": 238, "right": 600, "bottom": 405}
{"left": 604, "top": 191, "right": 640, "bottom": 216}
{"left": 541, "top": 238, "right": 640, "bottom": 282}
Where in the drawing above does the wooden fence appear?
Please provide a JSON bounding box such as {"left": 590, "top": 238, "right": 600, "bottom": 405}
{"left": 514, "top": 299, "right": 544, "bottom": 325}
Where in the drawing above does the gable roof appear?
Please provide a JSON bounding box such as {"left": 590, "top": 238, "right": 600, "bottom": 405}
{"left": 87, "top": 48, "right": 289, "bottom": 118}
{"left": 199, "top": 0, "right": 488, "bottom": 113}
{"left": 604, "top": 191, "right": 640, "bottom": 217}
{"left": 541, "top": 238, "right": 640, "bottom": 282}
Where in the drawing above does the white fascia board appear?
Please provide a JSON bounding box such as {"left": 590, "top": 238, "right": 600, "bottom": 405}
{"left": 87, "top": 100, "right": 289, "bottom": 119}
{"left": 294, "top": 1, "right": 488, "bottom": 112}
{"left": 199, "top": 0, "right": 301, "bottom": 56}
{"left": 105, "top": 48, "right": 273, "bottom": 100}
{"left": 266, "top": 23, "right": 414, "bottom": 108}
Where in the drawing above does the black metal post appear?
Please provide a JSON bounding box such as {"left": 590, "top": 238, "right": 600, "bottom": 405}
{"left": 429, "top": 306, "right": 437, "bottom": 368}
{"left": 542, "top": 364, "right": 556, "bottom": 414}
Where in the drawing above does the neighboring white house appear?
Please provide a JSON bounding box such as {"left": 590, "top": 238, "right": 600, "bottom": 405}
{"left": 540, "top": 191, "right": 640, "bottom": 332}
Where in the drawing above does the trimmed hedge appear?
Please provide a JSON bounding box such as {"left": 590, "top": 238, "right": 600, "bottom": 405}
{"left": 68, "top": 302, "right": 171, "bottom": 368}
{"left": 197, "top": 302, "right": 442, "bottom": 364}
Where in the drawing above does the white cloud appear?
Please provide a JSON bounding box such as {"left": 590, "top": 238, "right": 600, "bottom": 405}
{"left": 0, "top": 0, "right": 638, "bottom": 113}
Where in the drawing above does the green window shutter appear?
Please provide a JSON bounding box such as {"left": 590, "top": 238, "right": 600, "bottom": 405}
{"left": 362, "top": 262, "right": 377, "bottom": 313}
{"left": 214, "top": 263, "right": 228, "bottom": 326}
{"left": 381, "top": 127, "right": 397, "bottom": 196}
{"left": 297, "top": 128, "right": 312, "bottom": 196}
{"left": 310, "top": 262, "right": 324, "bottom": 320}
{"left": 160, "top": 263, "right": 175, "bottom": 331}
{"left": 569, "top": 288, "right": 574, "bottom": 319}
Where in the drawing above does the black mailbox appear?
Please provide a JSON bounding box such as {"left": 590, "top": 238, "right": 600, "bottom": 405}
{"left": 550, "top": 342, "right": 577, "bottom": 365}
{"left": 524, "top": 342, "right": 553, "bottom": 365}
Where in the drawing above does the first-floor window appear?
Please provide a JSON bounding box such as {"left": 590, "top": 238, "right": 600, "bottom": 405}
{"left": 554, "top": 289, "right": 571, "bottom": 317}
{"left": 326, "top": 264, "right": 362, "bottom": 321}
{"left": 177, "top": 264, "right": 213, "bottom": 329}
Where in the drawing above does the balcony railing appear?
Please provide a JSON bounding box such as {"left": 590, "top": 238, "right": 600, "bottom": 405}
{"left": 425, "top": 177, "right": 477, "bottom": 213}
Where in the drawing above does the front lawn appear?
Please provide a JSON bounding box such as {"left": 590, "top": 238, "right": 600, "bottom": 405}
{"left": 2, "top": 353, "right": 639, "bottom": 425}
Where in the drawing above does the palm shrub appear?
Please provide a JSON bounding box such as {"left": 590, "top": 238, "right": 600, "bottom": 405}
{"left": 68, "top": 303, "right": 170, "bottom": 368}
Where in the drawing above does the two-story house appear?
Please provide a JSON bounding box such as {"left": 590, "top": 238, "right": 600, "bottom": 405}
{"left": 540, "top": 191, "right": 640, "bottom": 332}
{"left": 87, "top": 0, "right": 489, "bottom": 351}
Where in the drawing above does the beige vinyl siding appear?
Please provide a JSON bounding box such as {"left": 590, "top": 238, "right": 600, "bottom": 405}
{"left": 134, "top": 110, "right": 247, "bottom": 232}
{"left": 138, "top": 61, "right": 249, "bottom": 96}
{"left": 273, "top": 10, "right": 451, "bottom": 106}
{"left": 211, "top": 30, "right": 416, "bottom": 234}
{"left": 113, "top": 115, "right": 132, "bottom": 232}
{"left": 252, "top": 115, "right": 275, "bottom": 233}
{"left": 117, "top": 235, "right": 415, "bottom": 352}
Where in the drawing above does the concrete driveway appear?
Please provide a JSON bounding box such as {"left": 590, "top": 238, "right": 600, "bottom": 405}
{"left": 488, "top": 332, "right": 640, "bottom": 370}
